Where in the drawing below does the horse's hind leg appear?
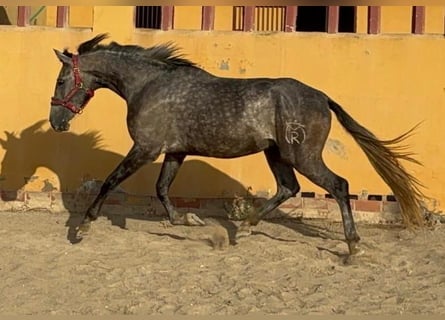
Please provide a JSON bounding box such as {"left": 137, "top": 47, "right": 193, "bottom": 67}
{"left": 156, "top": 153, "right": 205, "bottom": 226}
{"left": 294, "top": 154, "right": 361, "bottom": 255}
{"left": 236, "top": 145, "right": 300, "bottom": 238}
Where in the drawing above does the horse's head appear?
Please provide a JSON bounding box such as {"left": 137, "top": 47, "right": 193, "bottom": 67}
{"left": 50, "top": 34, "right": 110, "bottom": 132}
{"left": 50, "top": 49, "right": 97, "bottom": 132}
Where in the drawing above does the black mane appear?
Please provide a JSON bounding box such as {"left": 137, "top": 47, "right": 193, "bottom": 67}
{"left": 63, "top": 33, "right": 196, "bottom": 67}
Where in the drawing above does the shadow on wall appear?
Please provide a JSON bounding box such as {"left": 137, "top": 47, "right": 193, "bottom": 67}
{"left": 0, "top": 120, "right": 260, "bottom": 234}
{"left": 0, "top": 119, "right": 257, "bottom": 204}
{"left": 0, "top": 120, "right": 248, "bottom": 242}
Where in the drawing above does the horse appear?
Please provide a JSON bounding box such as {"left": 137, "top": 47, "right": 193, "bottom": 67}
{"left": 49, "top": 34, "right": 425, "bottom": 255}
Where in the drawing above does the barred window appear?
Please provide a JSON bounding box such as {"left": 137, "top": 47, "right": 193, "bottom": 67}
{"left": 135, "top": 6, "right": 162, "bottom": 29}
{"left": 233, "top": 6, "right": 286, "bottom": 32}
{"left": 232, "top": 6, "right": 244, "bottom": 31}
{"left": 255, "top": 6, "right": 286, "bottom": 32}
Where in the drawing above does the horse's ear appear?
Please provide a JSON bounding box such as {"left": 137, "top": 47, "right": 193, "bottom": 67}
{"left": 0, "top": 131, "right": 17, "bottom": 149}
{"left": 53, "top": 49, "right": 71, "bottom": 64}
{"left": 21, "top": 120, "right": 47, "bottom": 137}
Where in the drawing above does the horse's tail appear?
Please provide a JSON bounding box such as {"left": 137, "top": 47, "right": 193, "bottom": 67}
{"left": 327, "top": 98, "right": 425, "bottom": 227}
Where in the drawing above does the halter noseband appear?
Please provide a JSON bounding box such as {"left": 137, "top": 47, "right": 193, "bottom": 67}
{"left": 51, "top": 55, "right": 94, "bottom": 114}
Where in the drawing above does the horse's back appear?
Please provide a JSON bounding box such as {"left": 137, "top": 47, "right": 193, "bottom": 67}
{"left": 129, "top": 70, "right": 331, "bottom": 158}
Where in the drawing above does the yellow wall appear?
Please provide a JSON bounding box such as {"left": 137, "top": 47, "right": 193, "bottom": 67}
{"left": 214, "top": 6, "right": 233, "bottom": 31}
{"left": 426, "top": 6, "right": 445, "bottom": 34}
{"left": 381, "top": 6, "right": 412, "bottom": 33}
{"left": 69, "top": 6, "right": 93, "bottom": 28}
{"left": 0, "top": 6, "right": 444, "bottom": 213}
{"left": 355, "top": 6, "right": 368, "bottom": 33}
{"left": 174, "top": 6, "right": 202, "bottom": 30}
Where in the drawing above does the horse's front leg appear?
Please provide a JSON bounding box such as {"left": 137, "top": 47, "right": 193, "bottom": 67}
{"left": 79, "top": 144, "right": 157, "bottom": 233}
{"left": 156, "top": 153, "right": 205, "bottom": 226}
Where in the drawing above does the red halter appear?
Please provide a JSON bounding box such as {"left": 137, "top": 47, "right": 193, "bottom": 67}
{"left": 51, "top": 55, "right": 94, "bottom": 114}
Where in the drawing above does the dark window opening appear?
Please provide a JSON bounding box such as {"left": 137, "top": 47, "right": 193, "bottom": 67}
{"left": 296, "top": 6, "right": 327, "bottom": 32}
{"left": 0, "top": 6, "right": 12, "bottom": 25}
{"left": 135, "top": 6, "right": 161, "bottom": 29}
{"left": 339, "top": 6, "right": 356, "bottom": 32}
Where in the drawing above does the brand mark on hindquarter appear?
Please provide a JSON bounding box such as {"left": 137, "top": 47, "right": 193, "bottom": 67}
{"left": 285, "top": 121, "right": 306, "bottom": 144}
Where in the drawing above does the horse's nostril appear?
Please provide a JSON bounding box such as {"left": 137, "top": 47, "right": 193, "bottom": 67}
{"left": 51, "top": 123, "right": 70, "bottom": 132}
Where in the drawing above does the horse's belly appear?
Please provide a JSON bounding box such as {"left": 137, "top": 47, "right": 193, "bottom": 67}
{"left": 184, "top": 134, "right": 275, "bottom": 158}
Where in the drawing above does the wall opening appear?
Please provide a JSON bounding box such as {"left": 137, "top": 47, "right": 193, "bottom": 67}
{"left": 296, "top": 6, "right": 327, "bottom": 32}
{"left": 339, "top": 6, "right": 356, "bottom": 32}
{"left": 0, "top": 6, "right": 11, "bottom": 25}
{"left": 255, "top": 6, "right": 286, "bottom": 32}
{"left": 135, "top": 6, "right": 162, "bottom": 29}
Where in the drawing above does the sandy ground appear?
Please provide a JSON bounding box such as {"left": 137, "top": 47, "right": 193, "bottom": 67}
{"left": 0, "top": 210, "right": 444, "bottom": 316}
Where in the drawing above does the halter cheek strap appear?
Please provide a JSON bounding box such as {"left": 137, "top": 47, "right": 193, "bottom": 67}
{"left": 51, "top": 55, "right": 94, "bottom": 114}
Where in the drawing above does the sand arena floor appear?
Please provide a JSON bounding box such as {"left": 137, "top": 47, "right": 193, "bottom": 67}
{"left": 0, "top": 210, "right": 444, "bottom": 315}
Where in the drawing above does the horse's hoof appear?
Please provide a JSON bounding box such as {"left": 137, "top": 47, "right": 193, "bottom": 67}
{"left": 184, "top": 212, "right": 206, "bottom": 226}
{"left": 67, "top": 227, "right": 83, "bottom": 244}
{"left": 78, "top": 222, "right": 91, "bottom": 235}
{"left": 348, "top": 241, "right": 365, "bottom": 256}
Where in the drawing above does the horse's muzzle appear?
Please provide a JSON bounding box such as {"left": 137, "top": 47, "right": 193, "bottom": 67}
{"left": 50, "top": 121, "right": 70, "bottom": 132}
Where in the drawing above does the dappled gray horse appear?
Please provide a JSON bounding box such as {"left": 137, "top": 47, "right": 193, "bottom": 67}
{"left": 50, "top": 34, "right": 425, "bottom": 255}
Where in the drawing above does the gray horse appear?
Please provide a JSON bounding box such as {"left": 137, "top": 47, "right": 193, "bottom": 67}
{"left": 50, "top": 34, "right": 425, "bottom": 255}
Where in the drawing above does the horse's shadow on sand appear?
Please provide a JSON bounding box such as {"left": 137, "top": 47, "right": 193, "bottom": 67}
{"left": 0, "top": 120, "right": 343, "bottom": 251}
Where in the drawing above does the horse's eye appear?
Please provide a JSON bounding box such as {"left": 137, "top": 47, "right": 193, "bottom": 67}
{"left": 57, "top": 79, "right": 65, "bottom": 85}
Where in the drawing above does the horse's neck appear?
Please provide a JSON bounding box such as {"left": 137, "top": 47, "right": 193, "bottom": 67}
{"left": 86, "top": 54, "right": 147, "bottom": 102}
